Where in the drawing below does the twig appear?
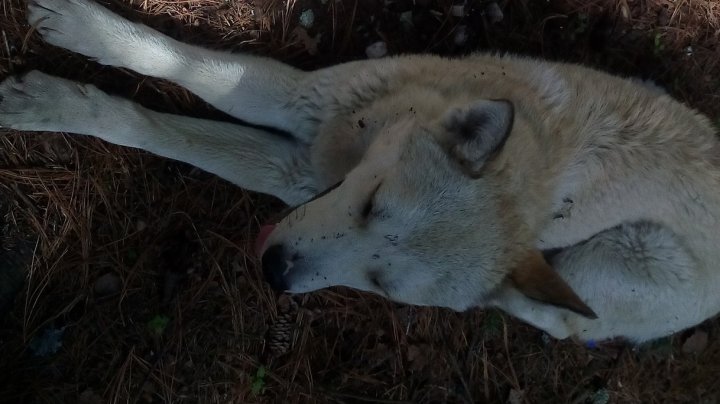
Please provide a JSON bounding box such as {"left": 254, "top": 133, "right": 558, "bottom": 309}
{"left": 2, "top": 30, "right": 12, "bottom": 72}
{"left": 502, "top": 319, "right": 523, "bottom": 398}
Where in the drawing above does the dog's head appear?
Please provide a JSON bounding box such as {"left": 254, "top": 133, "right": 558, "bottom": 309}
{"left": 258, "top": 99, "right": 595, "bottom": 317}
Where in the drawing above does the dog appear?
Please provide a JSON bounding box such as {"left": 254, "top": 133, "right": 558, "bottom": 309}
{"left": 4, "top": 0, "right": 720, "bottom": 343}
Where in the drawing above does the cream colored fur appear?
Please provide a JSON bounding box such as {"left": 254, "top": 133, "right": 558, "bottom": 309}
{"left": 5, "top": 0, "right": 720, "bottom": 342}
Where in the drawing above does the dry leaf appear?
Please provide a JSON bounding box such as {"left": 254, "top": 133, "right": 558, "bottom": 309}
{"left": 682, "top": 330, "right": 708, "bottom": 354}
{"left": 507, "top": 388, "right": 524, "bottom": 404}
{"left": 406, "top": 344, "right": 430, "bottom": 371}
{"left": 291, "top": 27, "right": 319, "bottom": 55}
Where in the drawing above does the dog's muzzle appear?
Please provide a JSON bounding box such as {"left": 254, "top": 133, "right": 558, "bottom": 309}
{"left": 256, "top": 224, "right": 294, "bottom": 291}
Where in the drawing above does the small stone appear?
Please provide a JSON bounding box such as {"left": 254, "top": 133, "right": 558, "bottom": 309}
{"left": 299, "top": 9, "right": 315, "bottom": 29}
{"left": 485, "top": 2, "right": 504, "bottom": 24}
{"left": 94, "top": 272, "right": 121, "bottom": 296}
{"left": 78, "top": 389, "right": 104, "bottom": 404}
{"left": 453, "top": 25, "right": 468, "bottom": 46}
{"left": 399, "top": 11, "right": 413, "bottom": 29}
{"left": 365, "top": 41, "right": 388, "bottom": 59}
{"left": 541, "top": 332, "right": 552, "bottom": 345}
{"left": 591, "top": 388, "right": 610, "bottom": 404}
{"left": 29, "top": 327, "right": 65, "bottom": 357}
{"left": 451, "top": 4, "right": 465, "bottom": 17}
{"left": 508, "top": 389, "right": 524, "bottom": 404}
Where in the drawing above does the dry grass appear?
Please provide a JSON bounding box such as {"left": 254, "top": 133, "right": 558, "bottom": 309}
{"left": 0, "top": 0, "right": 719, "bottom": 402}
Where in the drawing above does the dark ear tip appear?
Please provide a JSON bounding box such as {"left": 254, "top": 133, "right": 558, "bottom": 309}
{"left": 573, "top": 304, "right": 598, "bottom": 320}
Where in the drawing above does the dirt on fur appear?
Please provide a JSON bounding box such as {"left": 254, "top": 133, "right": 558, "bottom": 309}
{"left": 0, "top": 0, "right": 719, "bottom": 403}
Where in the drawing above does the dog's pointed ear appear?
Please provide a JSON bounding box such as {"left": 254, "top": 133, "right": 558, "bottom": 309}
{"left": 443, "top": 99, "right": 514, "bottom": 177}
{"left": 509, "top": 250, "right": 598, "bottom": 319}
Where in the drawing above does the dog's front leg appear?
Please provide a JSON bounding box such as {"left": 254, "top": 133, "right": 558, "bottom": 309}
{"left": 0, "top": 71, "right": 316, "bottom": 205}
{"left": 27, "top": 0, "right": 317, "bottom": 139}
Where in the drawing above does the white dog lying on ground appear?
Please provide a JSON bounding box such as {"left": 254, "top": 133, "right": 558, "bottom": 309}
{"left": 3, "top": 0, "right": 720, "bottom": 343}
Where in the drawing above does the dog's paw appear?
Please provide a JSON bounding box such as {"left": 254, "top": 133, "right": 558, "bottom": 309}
{"left": 27, "top": 0, "right": 132, "bottom": 66}
{"left": 0, "top": 71, "right": 91, "bottom": 132}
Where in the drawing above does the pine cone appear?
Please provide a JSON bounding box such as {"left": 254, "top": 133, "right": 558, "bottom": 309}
{"left": 266, "top": 296, "right": 298, "bottom": 356}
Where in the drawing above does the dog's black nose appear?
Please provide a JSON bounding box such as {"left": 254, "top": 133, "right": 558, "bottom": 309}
{"left": 261, "top": 244, "right": 289, "bottom": 291}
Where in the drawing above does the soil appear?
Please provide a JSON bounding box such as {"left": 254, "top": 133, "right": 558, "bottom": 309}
{"left": 1, "top": 0, "right": 719, "bottom": 403}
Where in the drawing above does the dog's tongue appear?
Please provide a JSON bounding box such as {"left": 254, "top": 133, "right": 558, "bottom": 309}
{"left": 255, "top": 224, "right": 276, "bottom": 257}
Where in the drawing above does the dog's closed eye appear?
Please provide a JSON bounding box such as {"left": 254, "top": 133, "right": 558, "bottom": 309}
{"left": 361, "top": 197, "right": 374, "bottom": 219}
{"left": 367, "top": 271, "right": 388, "bottom": 296}
{"left": 360, "top": 183, "right": 382, "bottom": 222}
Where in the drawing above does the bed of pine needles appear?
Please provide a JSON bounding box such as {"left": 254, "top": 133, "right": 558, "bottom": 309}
{"left": 1, "top": 0, "right": 719, "bottom": 402}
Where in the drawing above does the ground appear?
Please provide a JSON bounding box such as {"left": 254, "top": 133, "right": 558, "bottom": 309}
{"left": 1, "top": 0, "right": 719, "bottom": 403}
